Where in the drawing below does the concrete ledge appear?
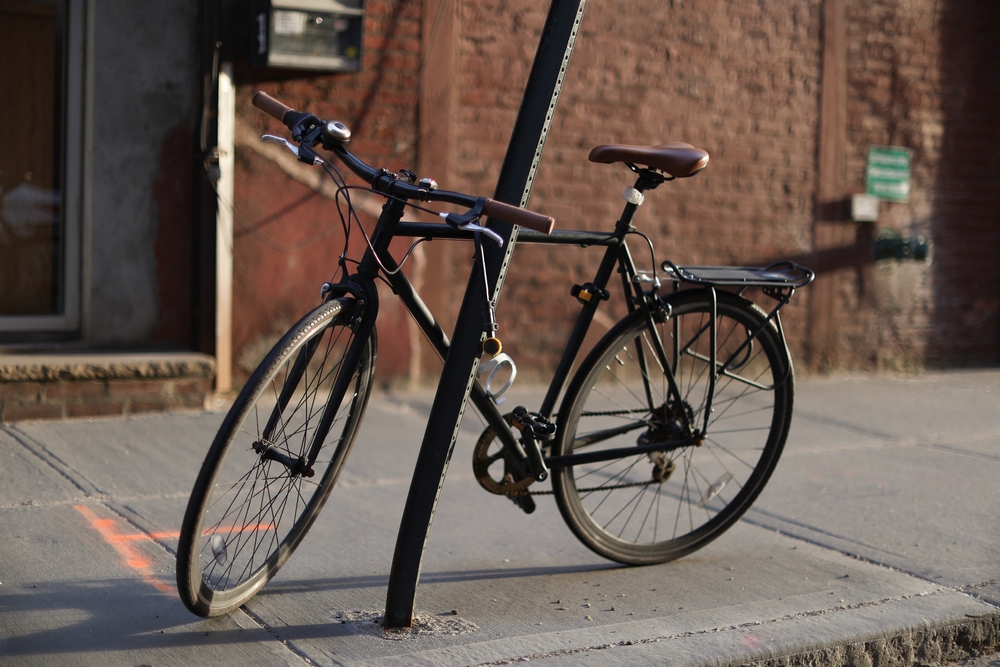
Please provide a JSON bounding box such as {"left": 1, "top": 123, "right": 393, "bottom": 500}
{"left": 342, "top": 591, "right": 1000, "bottom": 667}
{"left": 0, "top": 352, "right": 216, "bottom": 422}
{"left": 0, "top": 352, "right": 214, "bottom": 382}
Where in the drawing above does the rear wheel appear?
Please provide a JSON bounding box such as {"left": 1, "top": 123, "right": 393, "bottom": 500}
{"left": 553, "top": 289, "right": 792, "bottom": 564}
{"left": 177, "top": 298, "right": 375, "bottom": 616}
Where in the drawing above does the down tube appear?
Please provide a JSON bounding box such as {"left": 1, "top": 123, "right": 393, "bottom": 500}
{"left": 384, "top": 261, "right": 522, "bottom": 453}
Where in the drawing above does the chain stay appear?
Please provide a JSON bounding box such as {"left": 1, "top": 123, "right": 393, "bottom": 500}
{"left": 506, "top": 478, "right": 658, "bottom": 497}
{"left": 477, "top": 406, "right": 666, "bottom": 496}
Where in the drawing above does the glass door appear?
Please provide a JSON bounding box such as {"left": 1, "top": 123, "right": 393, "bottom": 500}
{"left": 0, "top": 0, "right": 82, "bottom": 339}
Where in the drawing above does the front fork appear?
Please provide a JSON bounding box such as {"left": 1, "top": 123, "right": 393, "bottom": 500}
{"left": 254, "top": 190, "right": 400, "bottom": 477}
{"left": 254, "top": 281, "right": 379, "bottom": 476}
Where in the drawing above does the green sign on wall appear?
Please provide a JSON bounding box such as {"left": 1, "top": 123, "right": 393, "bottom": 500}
{"left": 867, "top": 146, "right": 911, "bottom": 202}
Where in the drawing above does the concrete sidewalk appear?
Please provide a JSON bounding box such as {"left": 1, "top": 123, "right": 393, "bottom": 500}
{"left": 1, "top": 370, "right": 999, "bottom": 666}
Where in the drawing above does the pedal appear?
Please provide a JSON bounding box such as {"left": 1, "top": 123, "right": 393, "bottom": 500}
{"left": 509, "top": 407, "right": 553, "bottom": 481}
{"left": 507, "top": 490, "right": 536, "bottom": 514}
{"left": 509, "top": 407, "right": 556, "bottom": 441}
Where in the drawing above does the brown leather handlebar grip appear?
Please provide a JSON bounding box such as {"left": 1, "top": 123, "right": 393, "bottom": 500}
{"left": 253, "top": 91, "right": 293, "bottom": 124}
{"left": 483, "top": 199, "right": 555, "bottom": 234}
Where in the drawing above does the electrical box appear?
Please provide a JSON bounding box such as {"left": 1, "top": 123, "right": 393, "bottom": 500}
{"left": 252, "top": 0, "right": 363, "bottom": 72}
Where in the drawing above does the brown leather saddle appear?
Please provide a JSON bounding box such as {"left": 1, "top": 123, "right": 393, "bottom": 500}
{"left": 589, "top": 143, "right": 709, "bottom": 178}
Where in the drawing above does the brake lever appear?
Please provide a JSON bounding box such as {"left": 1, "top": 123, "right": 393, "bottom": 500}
{"left": 262, "top": 134, "right": 326, "bottom": 166}
{"left": 261, "top": 133, "right": 503, "bottom": 247}
{"left": 438, "top": 212, "right": 504, "bottom": 247}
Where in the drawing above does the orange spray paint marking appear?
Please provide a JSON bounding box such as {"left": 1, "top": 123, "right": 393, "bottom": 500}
{"left": 103, "top": 523, "right": 273, "bottom": 543}
{"left": 202, "top": 523, "right": 275, "bottom": 535}
{"left": 74, "top": 505, "right": 175, "bottom": 595}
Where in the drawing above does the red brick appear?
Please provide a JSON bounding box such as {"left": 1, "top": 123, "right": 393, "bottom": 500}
{"left": 0, "top": 382, "right": 42, "bottom": 401}
{"left": 44, "top": 381, "right": 108, "bottom": 400}
{"left": 180, "top": 394, "right": 208, "bottom": 409}
{"left": 2, "top": 403, "right": 64, "bottom": 422}
{"left": 173, "top": 379, "right": 212, "bottom": 396}
{"left": 68, "top": 402, "right": 126, "bottom": 419}
{"left": 106, "top": 380, "right": 169, "bottom": 399}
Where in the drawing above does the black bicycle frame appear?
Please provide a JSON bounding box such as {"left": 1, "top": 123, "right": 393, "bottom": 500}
{"left": 385, "top": 188, "right": 698, "bottom": 470}
{"left": 282, "top": 161, "right": 740, "bottom": 490}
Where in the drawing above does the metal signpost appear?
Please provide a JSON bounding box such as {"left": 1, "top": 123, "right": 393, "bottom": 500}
{"left": 383, "top": 0, "right": 588, "bottom": 629}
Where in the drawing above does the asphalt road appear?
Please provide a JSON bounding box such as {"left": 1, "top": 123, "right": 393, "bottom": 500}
{"left": 1, "top": 370, "right": 999, "bottom": 666}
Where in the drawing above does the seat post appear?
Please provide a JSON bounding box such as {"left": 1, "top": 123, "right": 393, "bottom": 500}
{"left": 635, "top": 168, "right": 667, "bottom": 192}
{"left": 614, "top": 169, "right": 665, "bottom": 232}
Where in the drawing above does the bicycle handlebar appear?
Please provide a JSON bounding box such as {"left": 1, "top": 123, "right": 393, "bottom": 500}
{"left": 483, "top": 199, "right": 555, "bottom": 234}
{"left": 252, "top": 91, "right": 555, "bottom": 234}
{"left": 252, "top": 91, "right": 294, "bottom": 125}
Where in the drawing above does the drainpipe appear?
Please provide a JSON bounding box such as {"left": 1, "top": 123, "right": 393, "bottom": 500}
{"left": 215, "top": 62, "right": 235, "bottom": 393}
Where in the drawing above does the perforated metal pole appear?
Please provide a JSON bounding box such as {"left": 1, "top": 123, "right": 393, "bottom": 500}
{"left": 382, "top": 0, "right": 588, "bottom": 629}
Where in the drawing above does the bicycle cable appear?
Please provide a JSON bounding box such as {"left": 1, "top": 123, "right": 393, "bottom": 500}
{"left": 627, "top": 229, "right": 660, "bottom": 287}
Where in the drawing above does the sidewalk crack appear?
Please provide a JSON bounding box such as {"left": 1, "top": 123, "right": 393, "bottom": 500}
{"left": 1, "top": 424, "right": 103, "bottom": 496}
{"left": 238, "top": 606, "right": 324, "bottom": 666}
{"left": 742, "top": 506, "right": 908, "bottom": 558}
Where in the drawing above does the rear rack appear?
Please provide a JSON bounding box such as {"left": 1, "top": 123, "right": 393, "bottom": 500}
{"left": 660, "top": 260, "right": 815, "bottom": 289}
{"left": 656, "top": 260, "right": 814, "bottom": 395}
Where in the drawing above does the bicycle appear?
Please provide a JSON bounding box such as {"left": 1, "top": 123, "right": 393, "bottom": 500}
{"left": 176, "top": 91, "right": 814, "bottom": 617}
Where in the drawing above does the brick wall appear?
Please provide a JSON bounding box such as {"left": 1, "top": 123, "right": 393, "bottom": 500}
{"left": 0, "top": 355, "right": 214, "bottom": 423}
{"left": 228, "top": 0, "right": 1000, "bottom": 388}
{"left": 436, "top": 0, "right": 999, "bottom": 378}
{"left": 231, "top": 0, "right": 423, "bottom": 384}
{"left": 431, "top": 0, "right": 822, "bottom": 379}
{"left": 813, "top": 0, "right": 1000, "bottom": 371}
{"left": 927, "top": 0, "right": 1000, "bottom": 365}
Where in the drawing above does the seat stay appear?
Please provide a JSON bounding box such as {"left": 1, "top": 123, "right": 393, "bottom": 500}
{"left": 617, "top": 241, "right": 695, "bottom": 437}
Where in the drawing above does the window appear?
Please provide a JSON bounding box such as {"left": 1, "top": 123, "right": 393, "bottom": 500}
{"left": 0, "top": 0, "right": 83, "bottom": 339}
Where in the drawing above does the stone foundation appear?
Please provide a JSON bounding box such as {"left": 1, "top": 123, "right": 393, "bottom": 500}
{"left": 0, "top": 353, "right": 215, "bottom": 422}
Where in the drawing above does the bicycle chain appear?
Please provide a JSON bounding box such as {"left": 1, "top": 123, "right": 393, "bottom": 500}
{"left": 502, "top": 479, "right": 658, "bottom": 497}
{"left": 475, "top": 409, "right": 665, "bottom": 497}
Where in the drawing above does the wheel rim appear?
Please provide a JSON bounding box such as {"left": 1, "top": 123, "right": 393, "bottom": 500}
{"left": 557, "top": 297, "right": 789, "bottom": 561}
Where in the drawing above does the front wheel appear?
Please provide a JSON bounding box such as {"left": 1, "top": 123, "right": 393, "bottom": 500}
{"left": 553, "top": 289, "right": 793, "bottom": 565}
{"left": 177, "top": 298, "right": 375, "bottom": 616}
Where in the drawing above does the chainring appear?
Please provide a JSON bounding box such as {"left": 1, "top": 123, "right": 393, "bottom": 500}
{"left": 473, "top": 417, "right": 534, "bottom": 496}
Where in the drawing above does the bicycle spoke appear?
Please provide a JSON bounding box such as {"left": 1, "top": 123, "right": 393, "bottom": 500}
{"left": 179, "top": 300, "right": 374, "bottom": 614}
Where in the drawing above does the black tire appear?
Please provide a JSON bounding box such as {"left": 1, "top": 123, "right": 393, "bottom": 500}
{"left": 553, "top": 289, "right": 792, "bottom": 565}
{"left": 177, "top": 298, "right": 375, "bottom": 616}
